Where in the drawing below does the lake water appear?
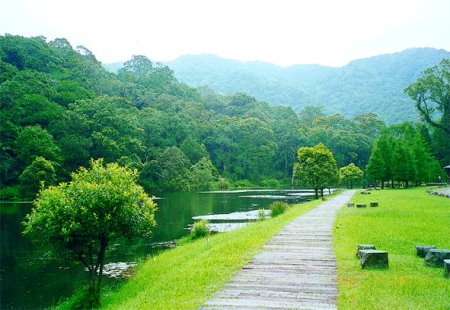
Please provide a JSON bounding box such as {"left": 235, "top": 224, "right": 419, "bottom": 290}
{"left": 0, "top": 189, "right": 314, "bottom": 309}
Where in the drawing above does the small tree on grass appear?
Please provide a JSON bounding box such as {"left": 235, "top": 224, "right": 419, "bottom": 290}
{"left": 23, "top": 159, "right": 157, "bottom": 307}
{"left": 339, "top": 163, "right": 363, "bottom": 189}
{"left": 294, "top": 143, "right": 339, "bottom": 198}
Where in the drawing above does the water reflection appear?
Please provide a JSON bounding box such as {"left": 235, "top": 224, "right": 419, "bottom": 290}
{"left": 0, "top": 189, "right": 313, "bottom": 309}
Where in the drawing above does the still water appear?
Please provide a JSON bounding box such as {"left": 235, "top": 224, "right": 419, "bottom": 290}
{"left": 0, "top": 189, "right": 313, "bottom": 309}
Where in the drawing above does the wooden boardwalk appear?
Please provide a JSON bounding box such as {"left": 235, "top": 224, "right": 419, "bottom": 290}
{"left": 200, "top": 190, "right": 356, "bottom": 310}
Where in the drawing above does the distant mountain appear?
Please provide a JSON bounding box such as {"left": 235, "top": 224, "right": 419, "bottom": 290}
{"left": 165, "top": 48, "right": 450, "bottom": 123}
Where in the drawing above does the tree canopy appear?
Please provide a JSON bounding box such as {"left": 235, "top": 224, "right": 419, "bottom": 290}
{"left": 1, "top": 35, "right": 447, "bottom": 197}
{"left": 404, "top": 58, "right": 450, "bottom": 135}
{"left": 23, "top": 159, "right": 157, "bottom": 307}
{"left": 294, "top": 143, "right": 339, "bottom": 198}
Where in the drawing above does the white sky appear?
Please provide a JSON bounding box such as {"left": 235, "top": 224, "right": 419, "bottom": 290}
{"left": 1, "top": 0, "right": 449, "bottom": 66}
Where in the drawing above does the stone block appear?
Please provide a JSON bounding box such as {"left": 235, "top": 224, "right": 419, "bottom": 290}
{"left": 347, "top": 203, "right": 355, "bottom": 207}
{"left": 415, "top": 245, "right": 436, "bottom": 258}
{"left": 444, "top": 259, "right": 450, "bottom": 278}
{"left": 356, "top": 203, "right": 366, "bottom": 208}
{"left": 370, "top": 202, "right": 378, "bottom": 207}
{"left": 360, "top": 250, "right": 389, "bottom": 269}
{"left": 357, "top": 244, "right": 376, "bottom": 258}
{"left": 425, "top": 249, "right": 450, "bottom": 267}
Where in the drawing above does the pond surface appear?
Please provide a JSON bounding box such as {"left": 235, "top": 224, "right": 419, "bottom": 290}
{"left": 0, "top": 189, "right": 314, "bottom": 309}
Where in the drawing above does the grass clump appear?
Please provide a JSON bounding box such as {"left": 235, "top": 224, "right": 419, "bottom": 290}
{"left": 269, "top": 201, "right": 288, "bottom": 217}
{"left": 95, "top": 198, "right": 323, "bottom": 310}
{"left": 190, "top": 220, "right": 211, "bottom": 240}
{"left": 334, "top": 187, "right": 450, "bottom": 309}
{"left": 258, "top": 208, "right": 267, "bottom": 221}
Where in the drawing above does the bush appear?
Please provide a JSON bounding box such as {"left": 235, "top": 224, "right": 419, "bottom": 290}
{"left": 259, "top": 179, "right": 280, "bottom": 188}
{"left": 269, "top": 201, "right": 289, "bottom": 217}
{"left": 0, "top": 185, "right": 22, "bottom": 201}
{"left": 233, "top": 179, "right": 253, "bottom": 188}
{"left": 216, "top": 177, "right": 230, "bottom": 190}
{"left": 190, "top": 220, "right": 211, "bottom": 240}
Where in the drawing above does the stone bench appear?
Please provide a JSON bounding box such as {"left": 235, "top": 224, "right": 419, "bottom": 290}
{"left": 424, "top": 249, "right": 450, "bottom": 267}
{"left": 356, "top": 203, "right": 366, "bottom": 208}
{"left": 415, "top": 245, "right": 436, "bottom": 258}
{"left": 347, "top": 202, "right": 354, "bottom": 207}
{"left": 359, "top": 250, "right": 389, "bottom": 269}
{"left": 444, "top": 259, "right": 450, "bottom": 278}
{"left": 356, "top": 244, "right": 376, "bottom": 258}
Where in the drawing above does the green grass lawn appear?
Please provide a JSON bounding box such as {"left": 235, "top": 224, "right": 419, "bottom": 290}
{"left": 93, "top": 197, "right": 324, "bottom": 310}
{"left": 334, "top": 187, "right": 450, "bottom": 309}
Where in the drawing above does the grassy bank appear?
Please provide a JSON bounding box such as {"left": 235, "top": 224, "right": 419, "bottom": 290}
{"left": 89, "top": 197, "right": 324, "bottom": 309}
{"left": 334, "top": 187, "right": 450, "bottom": 309}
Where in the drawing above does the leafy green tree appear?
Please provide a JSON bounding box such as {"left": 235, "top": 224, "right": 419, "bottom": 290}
{"left": 148, "top": 146, "right": 190, "bottom": 191}
{"left": 271, "top": 105, "right": 304, "bottom": 179}
{"left": 391, "top": 142, "right": 416, "bottom": 187}
{"left": 14, "top": 125, "right": 62, "bottom": 166}
{"left": 365, "top": 133, "right": 394, "bottom": 188}
{"left": 180, "top": 136, "right": 208, "bottom": 164}
{"left": 404, "top": 58, "right": 450, "bottom": 135}
{"left": 339, "top": 163, "right": 363, "bottom": 189}
{"left": 19, "top": 157, "right": 56, "bottom": 196}
{"left": 187, "top": 157, "right": 217, "bottom": 191}
{"left": 294, "top": 143, "right": 339, "bottom": 198}
{"left": 23, "top": 159, "right": 157, "bottom": 307}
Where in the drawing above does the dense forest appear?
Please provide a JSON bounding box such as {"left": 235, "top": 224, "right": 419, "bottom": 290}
{"left": 0, "top": 35, "right": 446, "bottom": 199}
{"left": 148, "top": 49, "right": 450, "bottom": 124}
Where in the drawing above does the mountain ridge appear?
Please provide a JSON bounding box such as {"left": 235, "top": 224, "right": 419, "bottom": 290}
{"left": 104, "top": 48, "right": 450, "bottom": 123}
{"left": 165, "top": 48, "right": 449, "bottom": 123}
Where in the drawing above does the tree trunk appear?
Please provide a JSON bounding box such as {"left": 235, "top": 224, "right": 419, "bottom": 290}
{"left": 314, "top": 188, "right": 319, "bottom": 199}
{"left": 95, "top": 238, "right": 108, "bottom": 298}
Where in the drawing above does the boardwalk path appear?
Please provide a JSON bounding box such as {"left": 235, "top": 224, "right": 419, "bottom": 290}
{"left": 200, "top": 190, "right": 356, "bottom": 310}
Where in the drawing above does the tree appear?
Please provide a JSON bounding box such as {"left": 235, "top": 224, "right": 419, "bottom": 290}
{"left": 23, "top": 159, "right": 157, "bottom": 307}
{"left": 14, "top": 125, "right": 62, "bottom": 166}
{"left": 365, "top": 133, "right": 393, "bottom": 188}
{"left": 19, "top": 156, "right": 56, "bottom": 196}
{"left": 150, "top": 146, "right": 190, "bottom": 191}
{"left": 187, "top": 157, "right": 217, "bottom": 191}
{"left": 391, "top": 142, "right": 416, "bottom": 187}
{"left": 404, "top": 58, "right": 450, "bottom": 135}
{"left": 339, "top": 163, "right": 363, "bottom": 189}
{"left": 294, "top": 143, "right": 339, "bottom": 198}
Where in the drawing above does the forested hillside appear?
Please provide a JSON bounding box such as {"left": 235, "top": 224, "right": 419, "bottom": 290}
{"left": 1, "top": 35, "right": 445, "bottom": 199}
{"left": 0, "top": 35, "right": 391, "bottom": 197}
{"left": 165, "top": 48, "right": 450, "bottom": 123}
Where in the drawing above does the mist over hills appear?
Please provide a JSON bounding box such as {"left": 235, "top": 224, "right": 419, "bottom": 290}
{"left": 160, "top": 48, "right": 449, "bottom": 123}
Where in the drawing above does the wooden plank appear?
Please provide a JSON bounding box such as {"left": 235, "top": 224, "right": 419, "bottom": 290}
{"left": 200, "top": 190, "right": 356, "bottom": 310}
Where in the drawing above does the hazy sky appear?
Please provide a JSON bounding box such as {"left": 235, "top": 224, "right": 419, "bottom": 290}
{"left": 1, "top": 0, "right": 449, "bottom": 66}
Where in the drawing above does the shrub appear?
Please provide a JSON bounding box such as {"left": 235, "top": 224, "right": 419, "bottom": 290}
{"left": 260, "top": 179, "right": 280, "bottom": 188}
{"left": 269, "top": 201, "right": 289, "bottom": 217}
{"left": 216, "top": 177, "right": 230, "bottom": 190}
{"left": 0, "top": 185, "right": 21, "bottom": 201}
{"left": 190, "top": 220, "right": 211, "bottom": 240}
{"left": 233, "top": 179, "right": 253, "bottom": 188}
{"left": 258, "top": 208, "right": 267, "bottom": 221}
